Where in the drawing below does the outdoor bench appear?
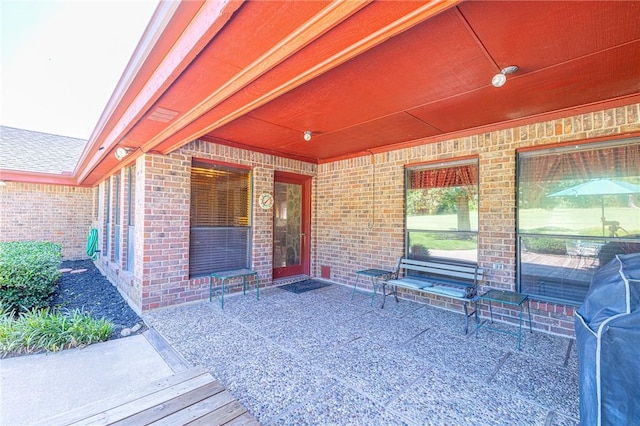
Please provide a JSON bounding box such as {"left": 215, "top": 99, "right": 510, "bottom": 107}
{"left": 382, "top": 257, "right": 484, "bottom": 333}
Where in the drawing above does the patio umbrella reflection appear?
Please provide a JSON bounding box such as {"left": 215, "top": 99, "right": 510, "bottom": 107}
{"left": 548, "top": 178, "right": 640, "bottom": 236}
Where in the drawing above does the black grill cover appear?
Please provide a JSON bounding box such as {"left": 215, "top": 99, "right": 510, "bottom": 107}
{"left": 575, "top": 253, "right": 640, "bottom": 426}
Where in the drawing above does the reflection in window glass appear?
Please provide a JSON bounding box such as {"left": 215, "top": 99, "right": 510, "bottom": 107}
{"left": 517, "top": 140, "right": 640, "bottom": 304}
{"left": 406, "top": 159, "right": 479, "bottom": 263}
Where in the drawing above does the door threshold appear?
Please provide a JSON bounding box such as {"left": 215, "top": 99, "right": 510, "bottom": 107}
{"left": 273, "top": 275, "right": 310, "bottom": 286}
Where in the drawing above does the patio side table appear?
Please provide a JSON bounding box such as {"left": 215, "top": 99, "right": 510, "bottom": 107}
{"left": 475, "top": 289, "right": 532, "bottom": 350}
{"left": 352, "top": 268, "right": 392, "bottom": 306}
{"left": 210, "top": 269, "right": 259, "bottom": 309}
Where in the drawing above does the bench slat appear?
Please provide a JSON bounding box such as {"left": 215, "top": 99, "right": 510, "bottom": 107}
{"left": 400, "top": 262, "right": 481, "bottom": 278}
{"left": 402, "top": 258, "right": 477, "bottom": 268}
{"left": 402, "top": 258, "right": 477, "bottom": 271}
{"left": 417, "top": 276, "right": 473, "bottom": 288}
{"left": 408, "top": 270, "right": 477, "bottom": 282}
{"left": 403, "top": 268, "right": 481, "bottom": 283}
{"left": 426, "top": 286, "right": 467, "bottom": 298}
{"left": 386, "top": 278, "right": 428, "bottom": 290}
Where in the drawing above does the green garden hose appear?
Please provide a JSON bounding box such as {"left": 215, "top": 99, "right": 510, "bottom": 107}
{"left": 86, "top": 228, "right": 99, "bottom": 260}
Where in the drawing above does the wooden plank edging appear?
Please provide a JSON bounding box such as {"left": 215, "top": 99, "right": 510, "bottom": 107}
{"left": 37, "top": 368, "right": 211, "bottom": 425}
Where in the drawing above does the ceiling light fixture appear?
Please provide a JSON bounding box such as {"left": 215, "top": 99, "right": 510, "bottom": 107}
{"left": 114, "top": 147, "right": 133, "bottom": 161}
{"left": 303, "top": 130, "right": 312, "bottom": 142}
{"left": 491, "top": 65, "right": 519, "bottom": 88}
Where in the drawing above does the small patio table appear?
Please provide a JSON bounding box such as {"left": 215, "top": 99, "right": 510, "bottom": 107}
{"left": 210, "top": 269, "right": 259, "bottom": 309}
{"left": 352, "top": 268, "right": 393, "bottom": 306}
{"left": 475, "top": 289, "right": 532, "bottom": 350}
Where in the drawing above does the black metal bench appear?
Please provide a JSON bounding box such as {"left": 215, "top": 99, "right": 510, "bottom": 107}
{"left": 382, "top": 257, "right": 484, "bottom": 333}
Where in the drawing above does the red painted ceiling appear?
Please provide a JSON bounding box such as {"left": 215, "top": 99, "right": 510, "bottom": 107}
{"left": 77, "top": 0, "right": 640, "bottom": 185}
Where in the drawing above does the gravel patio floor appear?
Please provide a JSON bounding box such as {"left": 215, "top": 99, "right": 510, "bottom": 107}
{"left": 145, "top": 283, "right": 579, "bottom": 425}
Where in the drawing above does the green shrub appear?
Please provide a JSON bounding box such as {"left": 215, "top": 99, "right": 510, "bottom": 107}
{"left": 523, "top": 237, "right": 566, "bottom": 255}
{"left": 0, "top": 306, "right": 113, "bottom": 357}
{"left": 0, "top": 241, "right": 62, "bottom": 313}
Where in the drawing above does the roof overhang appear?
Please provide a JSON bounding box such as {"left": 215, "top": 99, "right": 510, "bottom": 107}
{"left": 0, "top": 169, "right": 80, "bottom": 187}
{"left": 9, "top": 0, "right": 640, "bottom": 187}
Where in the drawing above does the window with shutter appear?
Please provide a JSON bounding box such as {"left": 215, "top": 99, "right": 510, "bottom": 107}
{"left": 189, "top": 161, "right": 252, "bottom": 277}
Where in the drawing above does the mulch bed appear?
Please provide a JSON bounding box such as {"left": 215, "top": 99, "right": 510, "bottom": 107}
{"left": 50, "top": 259, "right": 143, "bottom": 339}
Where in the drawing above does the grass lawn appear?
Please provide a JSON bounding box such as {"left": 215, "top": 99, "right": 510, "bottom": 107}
{"left": 409, "top": 232, "right": 477, "bottom": 251}
{"left": 409, "top": 207, "right": 640, "bottom": 237}
{"left": 519, "top": 207, "right": 640, "bottom": 236}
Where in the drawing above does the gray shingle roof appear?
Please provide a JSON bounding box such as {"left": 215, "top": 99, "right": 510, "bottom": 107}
{"left": 0, "top": 126, "right": 87, "bottom": 175}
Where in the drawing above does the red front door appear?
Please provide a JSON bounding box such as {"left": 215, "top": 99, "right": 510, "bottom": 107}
{"left": 272, "top": 172, "right": 311, "bottom": 279}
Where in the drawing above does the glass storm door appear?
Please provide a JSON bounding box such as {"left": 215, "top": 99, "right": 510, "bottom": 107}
{"left": 273, "top": 172, "right": 311, "bottom": 279}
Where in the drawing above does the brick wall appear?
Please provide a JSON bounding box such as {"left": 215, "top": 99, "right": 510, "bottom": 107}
{"left": 96, "top": 167, "right": 143, "bottom": 312}
{"left": 316, "top": 103, "right": 640, "bottom": 337}
{"left": 0, "top": 181, "right": 94, "bottom": 260}
{"left": 93, "top": 103, "right": 639, "bottom": 337}
{"left": 96, "top": 140, "right": 317, "bottom": 312}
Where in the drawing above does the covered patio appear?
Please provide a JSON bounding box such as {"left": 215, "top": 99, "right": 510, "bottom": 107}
{"left": 2, "top": 0, "right": 639, "bottom": 351}
{"left": 2, "top": 2, "right": 639, "bottom": 424}
{"left": 146, "top": 283, "right": 578, "bottom": 425}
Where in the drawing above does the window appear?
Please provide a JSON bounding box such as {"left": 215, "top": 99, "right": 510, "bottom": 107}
{"left": 114, "top": 173, "right": 121, "bottom": 263}
{"left": 105, "top": 178, "right": 111, "bottom": 256}
{"left": 125, "top": 166, "right": 135, "bottom": 271}
{"left": 189, "top": 161, "right": 252, "bottom": 277}
{"left": 406, "top": 158, "right": 479, "bottom": 263}
{"left": 517, "top": 140, "right": 640, "bottom": 304}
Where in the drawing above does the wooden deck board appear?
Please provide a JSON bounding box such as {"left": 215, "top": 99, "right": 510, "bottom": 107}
{"left": 113, "top": 381, "right": 225, "bottom": 425}
{"left": 40, "top": 367, "right": 257, "bottom": 426}
{"left": 223, "top": 412, "right": 261, "bottom": 426}
{"left": 38, "top": 368, "right": 209, "bottom": 425}
{"left": 187, "top": 400, "right": 248, "bottom": 426}
{"left": 72, "top": 373, "right": 215, "bottom": 425}
{"left": 143, "top": 329, "right": 191, "bottom": 373}
{"left": 150, "top": 391, "right": 238, "bottom": 425}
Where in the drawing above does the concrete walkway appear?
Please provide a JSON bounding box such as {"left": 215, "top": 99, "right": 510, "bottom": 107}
{"left": 146, "top": 283, "right": 580, "bottom": 425}
{"left": 0, "top": 333, "right": 176, "bottom": 425}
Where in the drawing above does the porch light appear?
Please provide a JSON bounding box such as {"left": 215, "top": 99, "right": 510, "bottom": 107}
{"left": 492, "top": 65, "right": 519, "bottom": 88}
{"left": 114, "top": 147, "right": 133, "bottom": 161}
{"left": 303, "top": 130, "right": 312, "bottom": 142}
